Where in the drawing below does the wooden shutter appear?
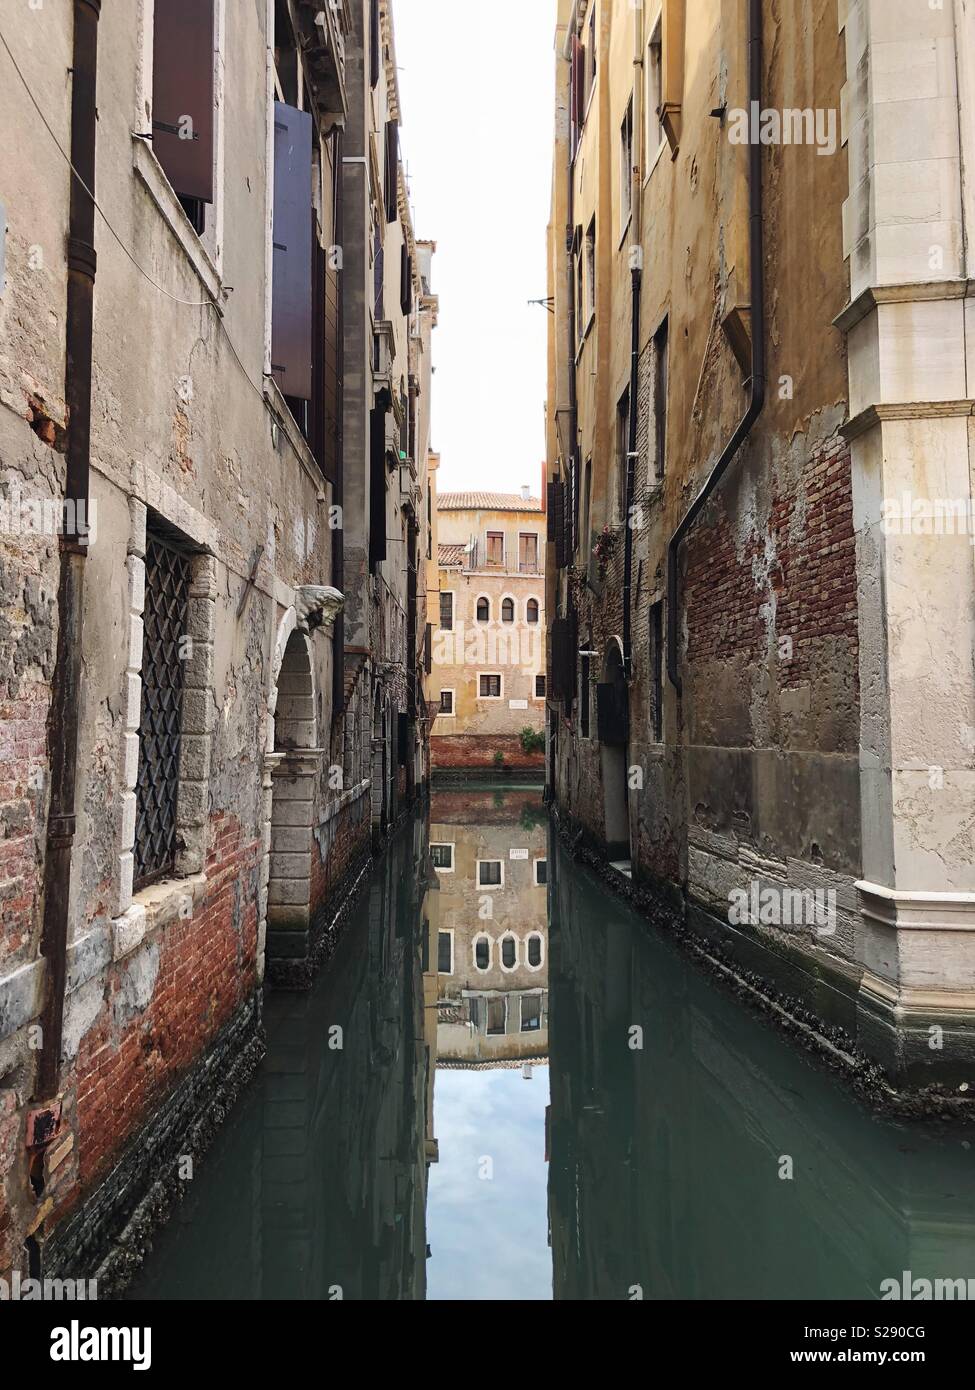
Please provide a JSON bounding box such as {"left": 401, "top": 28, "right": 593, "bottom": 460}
{"left": 550, "top": 481, "right": 565, "bottom": 568}
{"left": 384, "top": 121, "right": 399, "bottom": 223}
{"left": 400, "top": 245, "right": 413, "bottom": 316}
{"left": 370, "top": 0, "right": 381, "bottom": 89}
{"left": 271, "top": 103, "right": 313, "bottom": 401}
{"left": 573, "top": 38, "right": 586, "bottom": 135}
{"left": 369, "top": 406, "right": 387, "bottom": 571}
{"left": 152, "top": 0, "right": 215, "bottom": 203}
{"left": 424, "top": 623, "right": 432, "bottom": 675}
{"left": 551, "top": 617, "right": 577, "bottom": 705}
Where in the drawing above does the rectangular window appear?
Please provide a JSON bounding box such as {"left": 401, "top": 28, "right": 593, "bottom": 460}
{"left": 479, "top": 674, "right": 502, "bottom": 699}
{"left": 487, "top": 998, "right": 506, "bottom": 1036}
{"left": 519, "top": 533, "right": 539, "bottom": 573}
{"left": 616, "top": 387, "right": 630, "bottom": 524}
{"left": 585, "top": 218, "right": 596, "bottom": 325}
{"left": 437, "top": 931, "right": 453, "bottom": 975}
{"left": 580, "top": 655, "right": 591, "bottom": 739}
{"left": 534, "top": 859, "right": 548, "bottom": 886}
{"left": 384, "top": 121, "right": 399, "bottom": 223}
{"left": 439, "top": 689, "right": 454, "bottom": 716}
{"left": 478, "top": 860, "right": 503, "bottom": 888}
{"left": 649, "top": 601, "right": 664, "bottom": 742}
{"left": 654, "top": 316, "right": 669, "bottom": 481}
{"left": 535, "top": 674, "right": 546, "bottom": 699}
{"left": 152, "top": 0, "right": 216, "bottom": 229}
{"left": 486, "top": 531, "right": 505, "bottom": 567}
{"left": 620, "top": 95, "right": 633, "bottom": 233}
{"left": 135, "top": 527, "right": 191, "bottom": 890}
{"left": 521, "top": 996, "right": 542, "bottom": 1032}
{"left": 439, "top": 591, "right": 454, "bottom": 631}
{"left": 430, "top": 843, "right": 454, "bottom": 871}
{"left": 647, "top": 17, "right": 664, "bottom": 159}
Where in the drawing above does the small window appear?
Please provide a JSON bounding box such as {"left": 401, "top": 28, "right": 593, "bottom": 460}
{"left": 527, "top": 934, "right": 544, "bottom": 967}
{"left": 653, "top": 317, "right": 669, "bottom": 482}
{"left": 620, "top": 95, "right": 633, "bottom": 232}
{"left": 474, "top": 936, "right": 491, "bottom": 972}
{"left": 527, "top": 599, "right": 540, "bottom": 626}
{"left": 519, "top": 533, "right": 539, "bottom": 573}
{"left": 585, "top": 218, "right": 596, "bottom": 324}
{"left": 479, "top": 674, "right": 502, "bottom": 699}
{"left": 478, "top": 860, "right": 503, "bottom": 888}
{"left": 579, "top": 654, "right": 591, "bottom": 739}
{"left": 534, "top": 860, "right": 547, "bottom": 887}
{"left": 486, "top": 532, "right": 505, "bottom": 566}
{"left": 535, "top": 674, "right": 546, "bottom": 698}
{"left": 476, "top": 597, "right": 490, "bottom": 623}
{"left": 501, "top": 935, "right": 517, "bottom": 970}
{"left": 439, "top": 690, "right": 454, "bottom": 716}
{"left": 501, "top": 598, "right": 515, "bottom": 624}
{"left": 437, "top": 931, "right": 453, "bottom": 975}
{"left": 439, "top": 592, "right": 454, "bottom": 631}
{"left": 649, "top": 601, "right": 664, "bottom": 742}
{"left": 647, "top": 18, "right": 664, "bottom": 158}
{"left": 521, "top": 995, "right": 542, "bottom": 1032}
{"left": 431, "top": 843, "right": 454, "bottom": 871}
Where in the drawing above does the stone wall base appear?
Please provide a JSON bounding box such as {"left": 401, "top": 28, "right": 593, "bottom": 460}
{"left": 41, "top": 995, "right": 265, "bottom": 1296}
{"left": 554, "top": 807, "right": 975, "bottom": 1115}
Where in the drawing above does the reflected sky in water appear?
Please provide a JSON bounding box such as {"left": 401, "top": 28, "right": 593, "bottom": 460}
{"left": 427, "top": 1068, "right": 551, "bottom": 1301}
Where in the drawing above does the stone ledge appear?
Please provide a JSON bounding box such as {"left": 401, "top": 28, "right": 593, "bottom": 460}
{"left": 0, "top": 958, "right": 45, "bottom": 1044}
{"left": 857, "top": 881, "right": 975, "bottom": 931}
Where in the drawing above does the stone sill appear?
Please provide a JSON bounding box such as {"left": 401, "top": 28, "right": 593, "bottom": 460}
{"left": 320, "top": 780, "right": 371, "bottom": 829}
{"left": 131, "top": 138, "right": 223, "bottom": 306}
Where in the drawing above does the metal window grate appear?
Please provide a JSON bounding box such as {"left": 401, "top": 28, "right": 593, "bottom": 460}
{"left": 134, "top": 531, "right": 190, "bottom": 889}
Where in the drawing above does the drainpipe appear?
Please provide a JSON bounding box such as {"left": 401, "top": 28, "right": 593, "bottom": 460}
{"left": 622, "top": 0, "right": 643, "bottom": 679}
{"left": 666, "top": 0, "right": 766, "bottom": 693}
{"left": 35, "top": 0, "right": 100, "bottom": 1102}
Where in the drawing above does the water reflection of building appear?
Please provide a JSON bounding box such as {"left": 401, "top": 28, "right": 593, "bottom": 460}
{"left": 429, "top": 789, "right": 549, "bottom": 1068}
{"left": 547, "top": 839, "right": 975, "bottom": 1302}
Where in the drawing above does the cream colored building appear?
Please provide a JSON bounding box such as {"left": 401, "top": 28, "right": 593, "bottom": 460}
{"left": 429, "top": 492, "right": 547, "bottom": 769}
{"left": 429, "top": 794, "right": 549, "bottom": 1066}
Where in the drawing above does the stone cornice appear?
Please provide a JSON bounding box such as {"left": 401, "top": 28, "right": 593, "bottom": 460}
{"left": 857, "top": 880, "right": 975, "bottom": 932}
{"left": 841, "top": 400, "right": 975, "bottom": 442}
{"left": 833, "top": 279, "right": 975, "bottom": 335}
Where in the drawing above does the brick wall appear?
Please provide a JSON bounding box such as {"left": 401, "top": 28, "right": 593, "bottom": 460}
{"left": 431, "top": 734, "right": 545, "bottom": 770}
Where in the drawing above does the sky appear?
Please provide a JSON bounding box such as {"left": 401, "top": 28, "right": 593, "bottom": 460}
{"left": 426, "top": 1067, "right": 553, "bottom": 1300}
{"left": 393, "top": 0, "right": 557, "bottom": 500}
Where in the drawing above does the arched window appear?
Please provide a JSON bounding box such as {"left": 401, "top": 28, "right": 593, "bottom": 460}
{"left": 501, "top": 935, "right": 517, "bottom": 970}
{"left": 502, "top": 598, "right": 515, "bottom": 624}
{"left": 474, "top": 936, "right": 491, "bottom": 971}
{"left": 477, "top": 597, "right": 490, "bottom": 623}
{"left": 526, "top": 599, "right": 539, "bottom": 625}
{"left": 527, "top": 934, "right": 543, "bottom": 968}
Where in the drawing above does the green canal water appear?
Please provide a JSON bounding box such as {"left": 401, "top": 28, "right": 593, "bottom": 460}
{"left": 128, "top": 788, "right": 975, "bottom": 1301}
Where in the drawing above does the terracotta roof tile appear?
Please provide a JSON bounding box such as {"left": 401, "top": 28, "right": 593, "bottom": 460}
{"left": 438, "top": 543, "right": 467, "bottom": 566}
{"left": 437, "top": 491, "right": 544, "bottom": 514}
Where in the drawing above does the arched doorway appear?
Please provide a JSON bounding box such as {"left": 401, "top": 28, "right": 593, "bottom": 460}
{"left": 267, "top": 630, "right": 318, "bottom": 945}
{"left": 599, "top": 639, "right": 631, "bottom": 866}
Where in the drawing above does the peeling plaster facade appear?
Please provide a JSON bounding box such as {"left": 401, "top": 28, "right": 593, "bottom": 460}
{"left": 546, "top": 0, "right": 975, "bottom": 1091}
{"left": 0, "top": 0, "right": 434, "bottom": 1288}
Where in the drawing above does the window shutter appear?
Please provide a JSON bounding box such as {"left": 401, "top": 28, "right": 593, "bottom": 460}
{"left": 573, "top": 38, "right": 586, "bottom": 134}
{"left": 400, "top": 245, "right": 412, "bottom": 316}
{"left": 370, "top": 0, "right": 381, "bottom": 88}
{"left": 369, "top": 406, "right": 387, "bottom": 571}
{"left": 384, "top": 121, "right": 399, "bottom": 223}
{"left": 551, "top": 617, "right": 577, "bottom": 705}
{"left": 271, "top": 102, "right": 313, "bottom": 401}
{"left": 563, "top": 471, "right": 573, "bottom": 561}
{"left": 550, "top": 481, "right": 565, "bottom": 568}
{"left": 152, "top": 0, "right": 215, "bottom": 203}
{"left": 424, "top": 623, "right": 432, "bottom": 675}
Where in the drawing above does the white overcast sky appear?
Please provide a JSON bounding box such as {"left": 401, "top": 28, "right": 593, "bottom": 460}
{"left": 394, "top": 0, "right": 557, "bottom": 499}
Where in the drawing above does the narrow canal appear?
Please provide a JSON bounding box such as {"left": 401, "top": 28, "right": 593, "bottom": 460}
{"left": 128, "top": 786, "right": 975, "bottom": 1302}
